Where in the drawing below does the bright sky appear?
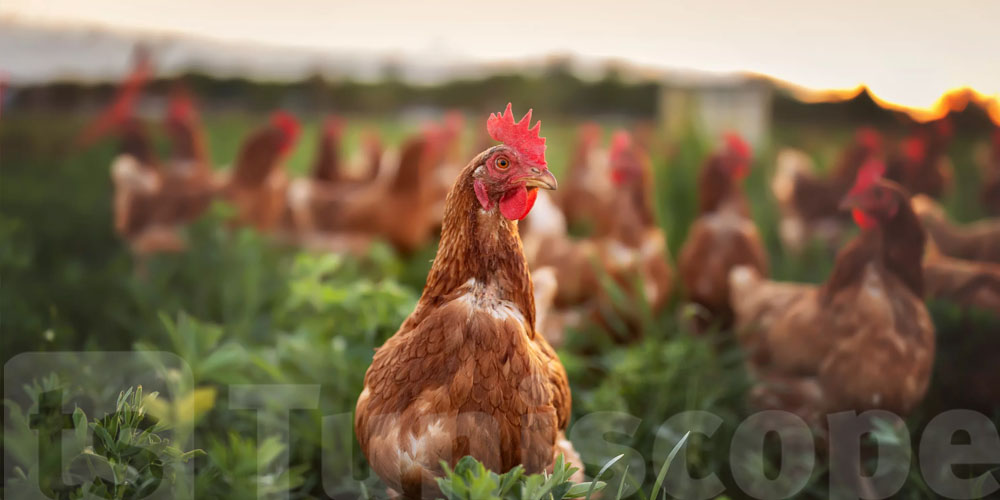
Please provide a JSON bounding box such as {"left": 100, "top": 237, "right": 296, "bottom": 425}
{"left": 3, "top": 0, "right": 999, "bottom": 113}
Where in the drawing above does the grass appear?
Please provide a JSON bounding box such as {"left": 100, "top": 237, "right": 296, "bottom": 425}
{"left": 2, "top": 111, "right": 998, "bottom": 499}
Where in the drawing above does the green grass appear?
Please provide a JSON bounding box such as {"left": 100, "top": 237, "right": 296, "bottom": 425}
{"left": 2, "top": 112, "right": 998, "bottom": 499}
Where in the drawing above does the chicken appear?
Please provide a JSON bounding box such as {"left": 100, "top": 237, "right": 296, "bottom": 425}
{"left": 101, "top": 82, "right": 214, "bottom": 254}
{"left": 521, "top": 182, "right": 602, "bottom": 310}
{"left": 291, "top": 129, "right": 438, "bottom": 253}
{"left": 109, "top": 119, "right": 185, "bottom": 254}
{"left": 522, "top": 131, "right": 672, "bottom": 342}
{"left": 678, "top": 134, "right": 768, "bottom": 325}
{"left": 424, "top": 113, "right": 468, "bottom": 231}
{"left": 155, "top": 88, "right": 217, "bottom": 224}
{"left": 219, "top": 111, "right": 300, "bottom": 231}
{"left": 772, "top": 128, "right": 883, "bottom": 253}
{"left": 309, "top": 117, "right": 347, "bottom": 183}
{"left": 910, "top": 194, "right": 1000, "bottom": 264}
{"left": 287, "top": 117, "right": 377, "bottom": 236}
{"left": 593, "top": 131, "right": 673, "bottom": 338}
{"left": 922, "top": 243, "right": 1000, "bottom": 313}
{"left": 531, "top": 266, "right": 567, "bottom": 347}
{"left": 885, "top": 119, "right": 953, "bottom": 198}
{"left": 730, "top": 168, "right": 935, "bottom": 421}
{"left": 910, "top": 196, "right": 1000, "bottom": 311}
{"left": 558, "top": 122, "right": 612, "bottom": 234}
{"left": 355, "top": 104, "right": 577, "bottom": 498}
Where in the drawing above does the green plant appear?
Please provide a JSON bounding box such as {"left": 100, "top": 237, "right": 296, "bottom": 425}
{"left": 4, "top": 384, "right": 202, "bottom": 500}
{"left": 437, "top": 455, "right": 604, "bottom": 500}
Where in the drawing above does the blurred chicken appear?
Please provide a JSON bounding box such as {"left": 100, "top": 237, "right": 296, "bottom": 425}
{"left": 426, "top": 114, "right": 468, "bottom": 230}
{"left": 885, "top": 119, "right": 953, "bottom": 198}
{"left": 772, "top": 127, "right": 883, "bottom": 253}
{"left": 92, "top": 69, "right": 215, "bottom": 254}
{"left": 523, "top": 131, "right": 672, "bottom": 341}
{"left": 286, "top": 117, "right": 384, "bottom": 236}
{"left": 910, "top": 194, "right": 1000, "bottom": 264}
{"left": 731, "top": 166, "right": 934, "bottom": 421}
{"left": 921, "top": 242, "right": 1000, "bottom": 313}
{"left": 593, "top": 131, "right": 674, "bottom": 338}
{"left": 531, "top": 266, "right": 567, "bottom": 347}
{"left": 558, "top": 123, "right": 612, "bottom": 233}
{"left": 292, "top": 130, "right": 438, "bottom": 253}
{"left": 108, "top": 120, "right": 185, "bottom": 254}
{"left": 155, "top": 88, "right": 217, "bottom": 223}
{"left": 679, "top": 134, "right": 768, "bottom": 326}
{"left": 309, "top": 116, "right": 348, "bottom": 184}
{"left": 220, "top": 111, "right": 301, "bottom": 231}
{"left": 521, "top": 190, "right": 602, "bottom": 310}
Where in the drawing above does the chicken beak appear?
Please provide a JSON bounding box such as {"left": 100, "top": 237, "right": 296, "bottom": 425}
{"left": 522, "top": 169, "right": 558, "bottom": 190}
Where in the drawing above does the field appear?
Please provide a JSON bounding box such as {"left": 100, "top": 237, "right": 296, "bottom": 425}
{"left": 2, "top": 111, "right": 998, "bottom": 499}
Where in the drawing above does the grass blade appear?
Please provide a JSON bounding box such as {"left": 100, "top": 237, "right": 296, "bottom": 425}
{"left": 615, "top": 464, "right": 630, "bottom": 500}
{"left": 586, "top": 453, "right": 624, "bottom": 500}
{"left": 649, "top": 431, "right": 690, "bottom": 500}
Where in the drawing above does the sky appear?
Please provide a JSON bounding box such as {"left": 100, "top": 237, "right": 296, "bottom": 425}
{"left": 2, "top": 0, "right": 999, "bottom": 114}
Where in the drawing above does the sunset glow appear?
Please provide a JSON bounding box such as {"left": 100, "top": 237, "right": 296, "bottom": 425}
{"left": 2, "top": 0, "right": 998, "bottom": 123}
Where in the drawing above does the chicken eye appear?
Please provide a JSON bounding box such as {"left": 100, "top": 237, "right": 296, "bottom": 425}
{"left": 495, "top": 157, "right": 510, "bottom": 170}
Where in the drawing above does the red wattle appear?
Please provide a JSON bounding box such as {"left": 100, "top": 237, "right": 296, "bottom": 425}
{"left": 499, "top": 186, "right": 537, "bottom": 220}
{"left": 852, "top": 209, "right": 876, "bottom": 229}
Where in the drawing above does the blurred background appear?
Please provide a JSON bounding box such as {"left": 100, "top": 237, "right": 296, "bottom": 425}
{"left": 2, "top": 1, "right": 999, "bottom": 499}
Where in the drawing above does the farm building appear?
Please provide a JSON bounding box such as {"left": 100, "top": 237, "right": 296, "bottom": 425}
{"left": 659, "top": 72, "right": 773, "bottom": 147}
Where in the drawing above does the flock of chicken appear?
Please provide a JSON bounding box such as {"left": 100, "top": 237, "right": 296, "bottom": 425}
{"left": 85, "top": 62, "right": 1000, "bottom": 495}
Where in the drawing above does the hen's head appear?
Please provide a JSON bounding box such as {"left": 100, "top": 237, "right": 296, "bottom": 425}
{"left": 721, "top": 132, "right": 752, "bottom": 179}
{"left": 610, "top": 130, "right": 642, "bottom": 185}
{"left": 472, "top": 103, "right": 557, "bottom": 221}
{"left": 270, "top": 111, "right": 301, "bottom": 154}
{"left": 840, "top": 159, "right": 900, "bottom": 229}
{"left": 166, "top": 88, "right": 197, "bottom": 126}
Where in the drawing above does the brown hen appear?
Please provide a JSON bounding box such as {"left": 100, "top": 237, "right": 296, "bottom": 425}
{"left": 679, "top": 134, "right": 768, "bottom": 326}
{"left": 772, "top": 128, "right": 883, "bottom": 253}
{"left": 731, "top": 171, "right": 935, "bottom": 421}
{"left": 219, "top": 112, "right": 300, "bottom": 231}
{"left": 910, "top": 194, "right": 1000, "bottom": 264}
{"left": 355, "top": 105, "right": 576, "bottom": 498}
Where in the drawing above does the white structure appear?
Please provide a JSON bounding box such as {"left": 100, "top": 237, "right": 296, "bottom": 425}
{"left": 659, "top": 72, "right": 772, "bottom": 148}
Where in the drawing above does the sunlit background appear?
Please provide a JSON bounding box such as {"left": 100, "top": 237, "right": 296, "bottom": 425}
{"left": 3, "top": 0, "right": 999, "bottom": 120}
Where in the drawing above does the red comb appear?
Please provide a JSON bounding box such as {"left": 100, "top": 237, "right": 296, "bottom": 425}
{"left": 849, "top": 159, "right": 885, "bottom": 229}
{"left": 487, "top": 103, "right": 546, "bottom": 166}
{"left": 270, "top": 111, "right": 300, "bottom": 153}
{"left": 610, "top": 130, "right": 632, "bottom": 159}
{"left": 724, "top": 132, "right": 751, "bottom": 160}
{"left": 851, "top": 159, "right": 886, "bottom": 193}
{"left": 609, "top": 130, "right": 633, "bottom": 185}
